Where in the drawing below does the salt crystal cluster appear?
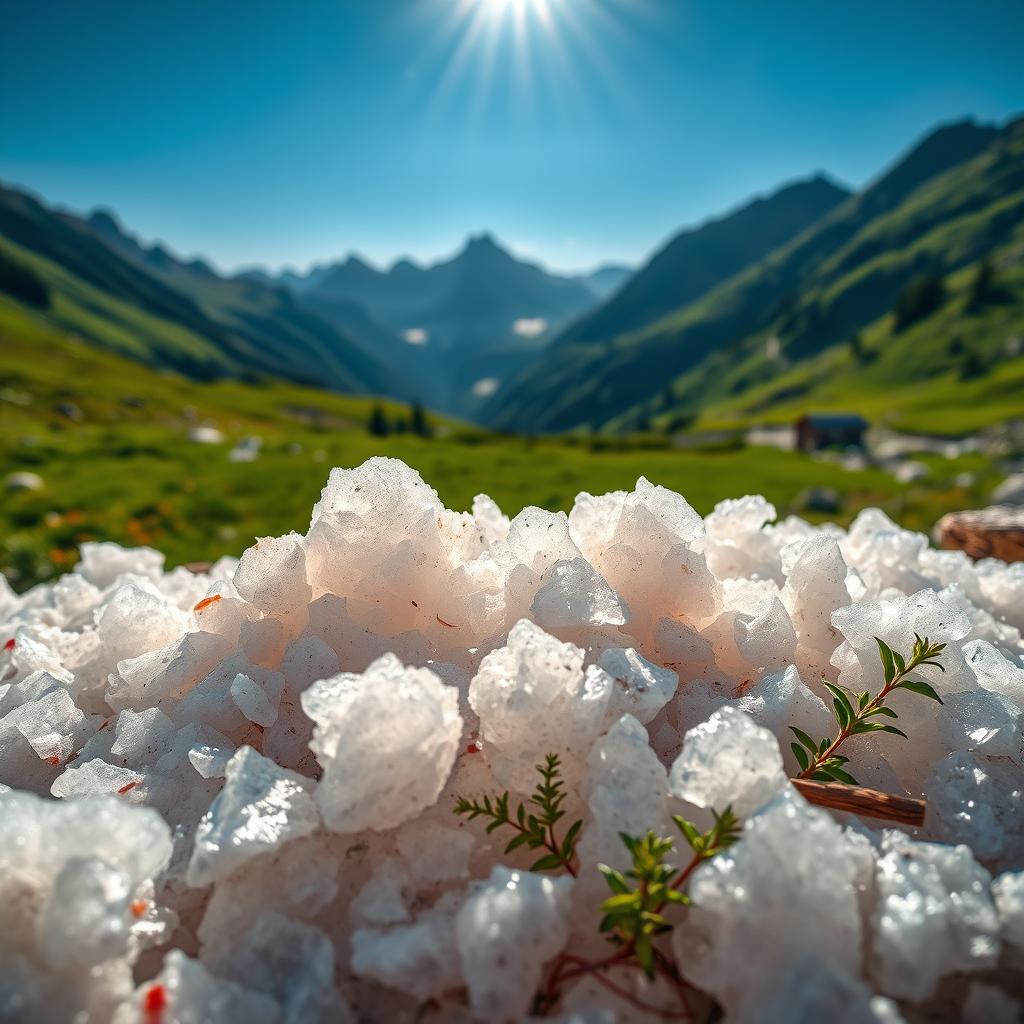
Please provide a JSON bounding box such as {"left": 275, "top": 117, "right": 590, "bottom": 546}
{"left": 0, "top": 458, "right": 1021, "bottom": 1022}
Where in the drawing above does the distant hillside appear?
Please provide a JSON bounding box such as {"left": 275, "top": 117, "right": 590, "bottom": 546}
{"left": 555, "top": 174, "right": 851, "bottom": 350}
{"left": 291, "top": 233, "right": 605, "bottom": 414}
{"left": 0, "top": 185, "right": 404, "bottom": 398}
{"left": 485, "top": 117, "right": 1022, "bottom": 433}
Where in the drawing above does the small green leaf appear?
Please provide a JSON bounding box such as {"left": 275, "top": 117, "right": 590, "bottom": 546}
{"left": 530, "top": 853, "right": 564, "bottom": 873}
{"left": 892, "top": 649, "right": 906, "bottom": 675}
{"left": 877, "top": 724, "right": 910, "bottom": 739}
{"left": 666, "top": 889, "right": 691, "bottom": 905}
{"left": 856, "top": 691, "right": 871, "bottom": 710}
{"left": 789, "top": 725, "right": 818, "bottom": 753}
{"left": 600, "top": 893, "right": 640, "bottom": 912}
{"left": 865, "top": 705, "right": 898, "bottom": 719}
{"left": 634, "top": 935, "right": 656, "bottom": 978}
{"left": 672, "top": 815, "right": 703, "bottom": 853}
{"left": 820, "top": 765, "right": 859, "bottom": 785}
{"left": 832, "top": 696, "right": 850, "bottom": 729}
{"left": 791, "top": 742, "right": 810, "bottom": 771}
{"left": 874, "top": 637, "right": 897, "bottom": 685}
{"left": 897, "top": 679, "right": 943, "bottom": 703}
{"left": 504, "top": 832, "right": 531, "bottom": 854}
{"left": 598, "top": 865, "right": 630, "bottom": 894}
{"left": 561, "top": 819, "right": 582, "bottom": 859}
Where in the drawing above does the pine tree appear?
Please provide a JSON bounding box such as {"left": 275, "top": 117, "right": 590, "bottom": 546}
{"left": 367, "top": 403, "right": 390, "bottom": 437}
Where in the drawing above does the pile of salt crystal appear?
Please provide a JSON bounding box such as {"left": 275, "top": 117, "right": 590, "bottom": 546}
{"left": 0, "top": 457, "right": 1020, "bottom": 1023}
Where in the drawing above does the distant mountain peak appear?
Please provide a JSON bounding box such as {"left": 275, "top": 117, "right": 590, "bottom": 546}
{"left": 88, "top": 207, "right": 131, "bottom": 242}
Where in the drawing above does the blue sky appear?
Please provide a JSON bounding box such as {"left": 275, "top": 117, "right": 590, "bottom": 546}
{"left": 2, "top": 0, "right": 1022, "bottom": 274}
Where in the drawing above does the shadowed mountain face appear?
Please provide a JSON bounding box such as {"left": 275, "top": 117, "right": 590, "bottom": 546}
{"left": 484, "top": 116, "right": 1023, "bottom": 433}
{"left": 289, "top": 233, "right": 609, "bottom": 414}
{"left": 0, "top": 185, "right": 405, "bottom": 397}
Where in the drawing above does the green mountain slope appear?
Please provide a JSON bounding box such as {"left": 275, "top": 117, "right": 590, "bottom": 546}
{"left": 554, "top": 174, "right": 850, "bottom": 350}
{"left": 485, "top": 117, "right": 1016, "bottom": 433}
{"left": 0, "top": 185, "right": 403, "bottom": 397}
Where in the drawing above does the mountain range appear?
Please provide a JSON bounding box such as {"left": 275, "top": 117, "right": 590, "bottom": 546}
{"left": 1, "top": 113, "right": 1022, "bottom": 435}
{"left": 485, "top": 116, "right": 1024, "bottom": 432}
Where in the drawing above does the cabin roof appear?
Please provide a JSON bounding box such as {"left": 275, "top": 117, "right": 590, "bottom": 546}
{"left": 796, "top": 413, "right": 868, "bottom": 430}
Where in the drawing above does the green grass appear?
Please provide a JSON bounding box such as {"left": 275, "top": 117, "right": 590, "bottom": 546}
{"left": 2, "top": 299, "right": 1008, "bottom": 591}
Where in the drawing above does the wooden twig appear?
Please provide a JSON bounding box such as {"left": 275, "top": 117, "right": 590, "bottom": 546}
{"left": 792, "top": 778, "right": 925, "bottom": 827}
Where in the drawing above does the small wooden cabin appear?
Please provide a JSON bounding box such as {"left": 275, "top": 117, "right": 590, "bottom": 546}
{"left": 795, "top": 413, "right": 868, "bottom": 452}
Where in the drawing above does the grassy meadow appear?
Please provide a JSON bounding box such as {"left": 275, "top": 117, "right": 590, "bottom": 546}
{"left": 1, "top": 299, "right": 1010, "bottom": 591}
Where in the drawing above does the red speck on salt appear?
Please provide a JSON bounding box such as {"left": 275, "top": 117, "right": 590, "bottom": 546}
{"left": 465, "top": 742, "right": 481, "bottom": 754}
{"left": 143, "top": 983, "right": 167, "bottom": 1024}
{"left": 3, "top": 638, "right": 14, "bottom": 652}
{"left": 117, "top": 781, "right": 139, "bottom": 795}
{"left": 193, "top": 594, "right": 222, "bottom": 613}
{"left": 45, "top": 755, "right": 61, "bottom": 766}
{"left": 130, "top": 899, "right": 148, "bottom": 919}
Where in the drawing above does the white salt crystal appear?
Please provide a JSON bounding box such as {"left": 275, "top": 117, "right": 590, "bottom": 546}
{"left": 675, "top": 790, "right": 862, "bottom": 1015}
{"left": 992, "top": 870, "right": 1024, "bottom": 960}
{"left": 597, "top": 647, "right": 678, "bottom": 724}
{"left": 351, "top": 895, "right": 463, "bottom": 1002}
{"left": 230, "top": 672, "right": 278, "bottom": 728}
{"left": 187, "top": 743, "right": 235, "bottom": 779}
{"left": 303, "top": 653, "right": 461, "bottom": 833}
{"left": 456, "top": 866, "right": 573, "bottom": 1020}
{"left": 870, "top": 832, "right": 1000, "bottom": 1001}
{"left": 670, "top": 705, "right": 787, "bottom": 817}
{"left": 187, "top": 746, "right": 319, "bottom": 886}
{"left": 469, "top": 619, "right": 611, "bottom": 792}
{"left": 114, "top": 950, "right": 281, "bottom": 1024}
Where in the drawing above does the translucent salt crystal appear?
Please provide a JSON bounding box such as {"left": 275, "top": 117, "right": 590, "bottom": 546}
{"left": 230, "top": 672, "right": 278, "bottom": 727}
{"left": 173, "top": 653, "right": 284, "bottom": 736}
{"left": 94, "top": 583, "right": 189, "bottom": 668}
{"left": 530, "top": 558, "right": 627, "bottom": 629}
{"left": 114, "top": 950, "right": 281, "bottom": 1024}
{"left": 351, "top": 894, "right": 463, "bottom": 1003}
{"left": 469, "top": 619, "right": 611, "bottom": 792}
{"left": 187, "top": 746, "right": 319, "bottom": 886}
{"left": 675, "top": 790, "right": 862, "bottom": 1014}
{"left": 574, "top": 715, "right": 670, "bottom": 932}
{"left": 456, "top": 866, "right": 573, "bottom": 1020}
{"left": 197, "top": 836, "right": 340, "bottom": 952}
{"left": 76, "top": 541, "right": 164, "bottom": 589}
{"left": 40, "top": 855, "right": 131, "bottom": 969}
{"left": 992, "top": 871, "right": 1024, "bottom": 959}
{"left": 113, "top": 631, "right": 231, "bottom": 710}
{"left": 201, "top": 910, "right": 349, "bottom": 1023}
{"left": 472, "top": 493, "right": 509, "bottom": 545}
{"left": 302, "top": 653, "right": 461, "bottom": 833}
{"left": 110, "top": 708, "right": 176, "bottom": 768}
{"left": 187, "top": 743, "right": 235, "bottom": 779}
{"left": 597, "top": 648, "right": 677, "bottom": 725}
{"left": 233, "top": 533, "right": 311, "bottom": 624}
{"left": 5, "top": 685, "right": 90, "bottom": 762}
{"left": 870, "top": 832, "right": 999, "bottom": 1001}
{"left": 350, "top": 858, "right": 411, "bottom": 927}
{"left": 926, "top": 752, "right": 1024, "bottom": 866}
{"left": 395, "top": 819, "right": 475, "bottom": 885}
{"left": 940, "top": 688, "right": 1021, "bottom": 757}
{"left": 741, "top": 950, "right": 904, "bottom": 1024}
{"left": 51, "top": 758, "right": 144, "bottom": 799}
{"left": 704, "top": 495, "right": 780, "bottom": 581}
{"left": 964, "top": 639, "right": 1024, "bottom": 710}
{"left": 280, "top": 636, "right": 341, "bottom": 692}
{"left": 670, "top": 706, "right": 787, "bottom": 817}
